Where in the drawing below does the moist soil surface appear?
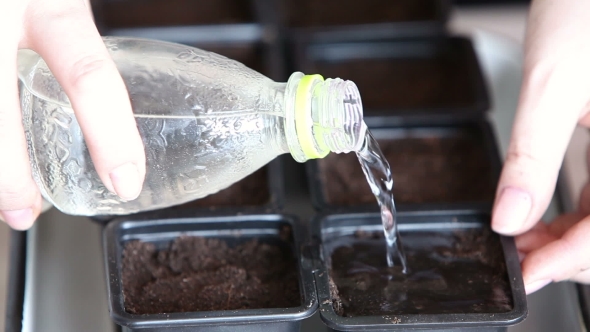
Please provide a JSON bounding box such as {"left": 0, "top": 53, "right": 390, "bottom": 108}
{"left": 318, "top": 128, "right": 496, "bottom": 205}
{"left": 286, "top": 0, "right": 439, "bottom": 27}
{"left": 327, "top": 227, "right": 513, "bottom": 316}
{"left": 122, "top": 234, "right": 300, "bottom": 314}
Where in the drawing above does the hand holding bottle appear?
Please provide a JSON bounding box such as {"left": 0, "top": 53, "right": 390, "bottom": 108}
{"left": 492, "top": 0, "right": 590, "bottom": 293}
{"left": 3, "top": 0, "right": 145, "bottom": 229}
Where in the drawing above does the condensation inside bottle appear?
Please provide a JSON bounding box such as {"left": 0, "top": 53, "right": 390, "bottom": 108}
{"left": 20, "top": 38, "right": 289, "bottom": 215}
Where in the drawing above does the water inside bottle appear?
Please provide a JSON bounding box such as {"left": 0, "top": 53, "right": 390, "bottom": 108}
{"left": 356, "top": 130, "right": 408, "bottom": 272}
{"left": 22, "top": 84, "right": 283, "bottom": 215}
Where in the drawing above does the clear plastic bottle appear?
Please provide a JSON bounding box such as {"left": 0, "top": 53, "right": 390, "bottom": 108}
{"left": 17, "top": 36, "right": 367, "bottom": 216}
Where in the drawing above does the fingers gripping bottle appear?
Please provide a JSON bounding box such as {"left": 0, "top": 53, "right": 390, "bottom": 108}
{"left": 17, "top": 37, "right": 367, "bottom": 216}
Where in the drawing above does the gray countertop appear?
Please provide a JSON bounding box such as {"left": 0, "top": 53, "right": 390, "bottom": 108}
{"left": 0, "top": 4, "right": 587, "bottom": 332}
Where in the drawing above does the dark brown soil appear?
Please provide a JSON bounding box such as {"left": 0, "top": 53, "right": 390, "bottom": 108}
{"left": 122, "top": 235, "right": 300, "bottom": 314}
{"left": 305, "top": 54, "right": 477, "bottom": 112}
{"left": 99, "top": 0, "right": 254, "bottom": 28}
{"left": 318, "top": 128, "right": 496, "bottom": 205}
{"left": 327, "top": 227, "right": 513, "bottom": 316}
{"left": 286, "top": 0, "right": 439, "bottom": 27}
{"left": 175, "top": 167, "right": 270, "bottom": 209}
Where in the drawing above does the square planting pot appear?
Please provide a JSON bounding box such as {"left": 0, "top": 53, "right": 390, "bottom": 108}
{"left": 311, "top": 210, "right": 527, "bottom": 331}
{"left": 281, "top": 0, "right": 450, "bottom": 42}
{"left": 306, "top": 120, "right": 502, "bottom": 212}
{"left": 103, "top": 212, "right": 317, "bottom": 332}
{"left": 291, "top": 37, "right": 489, "bottom": 124}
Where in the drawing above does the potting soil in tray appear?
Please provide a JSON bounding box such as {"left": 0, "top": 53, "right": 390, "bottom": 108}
{"left": 327, "top": 228, "right": 513, "bottom": 317}
{"left": 121, "top": 234, "right": 300, "bottom": 314}
{"left": 318, "top": 128, "right": 496, "bottom": 205}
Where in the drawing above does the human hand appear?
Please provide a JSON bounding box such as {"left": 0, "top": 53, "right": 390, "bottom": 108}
{"left": 3, "top": 0, "right": 146, "bottom": 230}
{"left": 491, "top": 0, "right": 590, "bottom": 293}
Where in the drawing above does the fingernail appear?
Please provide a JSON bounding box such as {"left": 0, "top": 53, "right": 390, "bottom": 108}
{"left": 525, "top": 279, "right": 551, "bottom": 294}
{"left": 492, "top": 187, "right": 532, "bottom": 234}
{"left": 109, "top": 163, "right": 142, "bottom": 201}
{"left": 1, "top": 208, "right": 35, "bottom": 230}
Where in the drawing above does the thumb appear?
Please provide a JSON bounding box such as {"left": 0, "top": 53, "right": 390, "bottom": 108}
{"left": 492, "top": 0, "right": 590, "bottom": 235}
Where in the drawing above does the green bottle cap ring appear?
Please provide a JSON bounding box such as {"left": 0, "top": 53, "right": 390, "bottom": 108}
{"left": 295, "top": 74, "right": 329, "bottom": 159}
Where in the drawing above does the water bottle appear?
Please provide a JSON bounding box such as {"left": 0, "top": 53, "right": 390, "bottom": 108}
{"left": 17, "top": 36, "right": 367, "bottom": 216}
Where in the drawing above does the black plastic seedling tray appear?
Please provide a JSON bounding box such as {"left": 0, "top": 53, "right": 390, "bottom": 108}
{"left": 103, "top": 209, "right": 528, "bottom": 332}
{"left": 306, "top": 119, "right": 502, "bottom": 213}
{"left": 281, "top": 0, "right": 450, "bottom": 42}
{"left": 311, "top": 210, "right": 527, "bottom": 331}
{"left": 292, "top": 37, "right": 490, "bottom": 125}
{"left": 103, "top": 212, "right": 317, "bottom": 332}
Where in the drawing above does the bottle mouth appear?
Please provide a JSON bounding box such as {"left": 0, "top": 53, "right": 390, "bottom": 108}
{"left": 315, "top": 78, "right": 367, "bottom": 154}
{"left": 284, "top": 72, "right": 367, "bottom": 162}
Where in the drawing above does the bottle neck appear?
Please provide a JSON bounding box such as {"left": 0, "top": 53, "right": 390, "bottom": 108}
{"left": 283, "top": 72, "right": 367, "bottom": 163}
